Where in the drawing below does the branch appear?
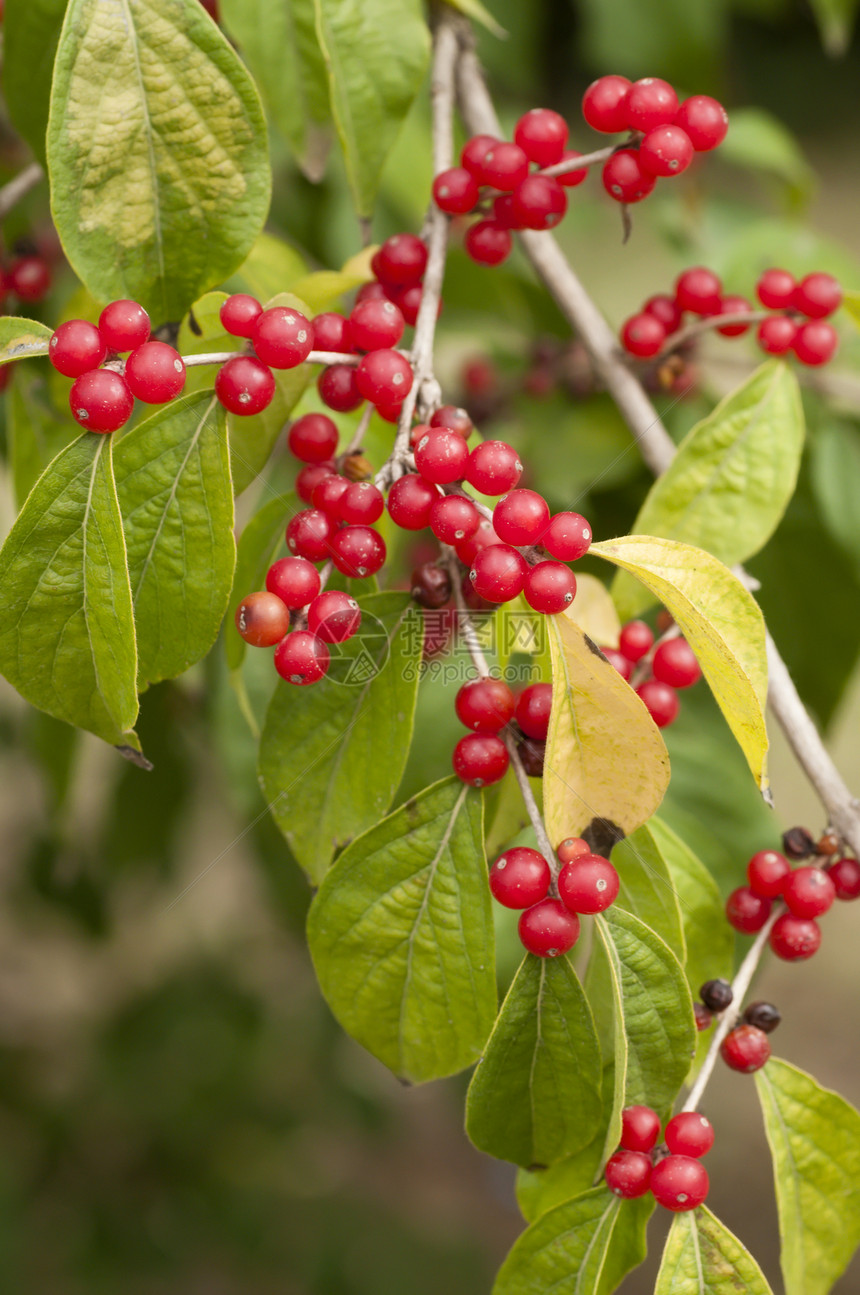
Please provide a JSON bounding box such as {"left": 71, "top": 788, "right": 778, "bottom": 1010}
{"left": 659, "top": 309, "right": 771, "bottom": 355}
{"left": 0, "top": 163, "right": 44, "bottom": 221}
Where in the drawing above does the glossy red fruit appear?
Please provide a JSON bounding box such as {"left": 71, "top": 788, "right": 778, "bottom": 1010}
{"left": 266, "top": 556, "right": 320, "bottom": 609}
{"left": 674, "top": 95, "right": 729, "bottom": 151}
{"left": 665, "top": 1112, "right": 714, "bottom": 1158}
{"left": 757, "top": 315, "right": 798, "bottom": 356}
{"left": 489, "top": 847, "right": 551, "bottom": 908}
{"left": 621, "top": 313, "right": 666, "bottom": 358}
{"left": 455, "top": 676, "right": 515, "bottom": 732}
{"left": 650, "top": 1155, "right": 709, "bottom": 1212}
{"left": 652, "top": 638, "right": 701, "bottom": 688}
{"left": 619, "top": 619, "right": 654, "bottom": 662}
{"left": 747, "top": 849, "right": 791, "bottom": 899}
{"left": 828, "top": 857, "right": 860, "bottom": 900}
{"left": 466, "top": 441, "right": 523, "bottom": 495}
{"left": 430, "top": 494, "right": 481, "bottom": 544}
{"left": 286, "top": 508, "right": 336, "bottom": 562}
{"left": 620, "top": 1105, "right": 661, "bottom": 1153}
{"left": 469, "top": 544, "right": 529, "bottom": 602}
{"left": 675, "top": 267, "right": 722, "bottom": 315}
{"left": 124, "top": 341, "right": 186, "bottom": 402}
{"left": 220, "top": 293, "right": 262, "bottom": 338}
{"left": 329, "top": 525, "right": 386, "bottom": 577}
{"left": 792, "top": 321, "right": 838, "bottom": 366}
{"left": 234, "top": 591, "right": 291, "bottom": 647}
{"left": 375, "top": 233, "right": 428, "bottom": 287}
{"left": 349, "top": 298, "right": 405, "bottom": 351}
{"left": 602, "top": 647, "right": 633, "bottom": 680}
{"left": 557, "top": 837, "right": 590, "bottom": 864}
{"left": 644, "top": 294, "right": 683, "bottom": 332}
{"left": 793, "top": 272, "right": 842, "bottom": 318}
{"left": 215, "top": 356, "right": 275, "bottom": 415}
{"left": 7, "top": 255, "right": 51, "bottom": 301}
{"left": 493, "top": 489, "right": 550, "bottom": 545}
{"left": 464, "top": 221, "right": 512, "bottom": 267}
{"left": 782, "top": 866, "right": 836, "bottom": 919}
{"left": 355, "top": 281, "right": 388, "bottom": 306}
{"left": 69, "top": 369, "right": 134, "bottom": 432}
{"left": 556, "top": 150, "right": 588, "bottom": 186}
{"left": 524, "top": 561, "right": 577, "bottom": 613}
{"left": 637, "top": 680, "right": 680, "bottom": 727}
{"left": 514, "top": 108, "right": 569, "bottom": 166}
{"left": 582, "top": 75, "right": 632, "bottom": 133}
{"left": 492, "top": 193, "right": 524, "bottom": 231}
{"left": 481, "top": 141, "right": 530, "bottom": 191}
{"left": 720, "top": 1024, "right": 771, "bottom": 1072}
{"left": 511, "top": 175, "right": 567, "bottom": 230}
{"left": 770, "top": 914, "right": 822, "bottom": 960}
{"left": 296, "top": 462, "right": 335, "bottom": 504}
{"left": 288, "top": 413, "right": 339, "bottom": 463}
{"left": 460, "top": 134, "right": 499, "bottom": 182}
{"left": 355, "top": 349, "right": 413, "bottom": 404}
{"left": 387, "top": 474, "right": 438, "bottom": 530}
{"left": 601, "top": 150, "right": 655, "bottom": 204}
{"left": 307, "top": 590, "right": 361, "bottom": 643}
{"left": 756, "top": 268, "right": 796, "bottom": 310}
{"left": 515, "top": 683, "right": 552, "bottom": 740}
{"left": 604, "top": 1151, "right": 652, "bottom": 1199}
{"left": 543, "top": 512, "right": 592, "bottom": 561}
{"left": 625, "top": 78, "right": 679, "bottom": 132}
{"left": 639, "top": 124, "right": 694, "bottom": 177}
{"left": 433, "top": 166, "right": 480, "bottom": 214}
{"left": 518, "top": 898, "right": 580, "bottom": 957}
{"left": 452, "top": 732, "right": 509, "bottom": 787}
{"left": 311, "top": 474, "right": 350, "bottom": 516}
{"left": 558, "top": 853, "right": 619, "bottom": 914}
{"left": 414, "top": 427, "right": 470, "bottom": 483}
{"left": 455, "top": 519, "right": 503, "bottom": 565}
{"left": 312, "top": 312, "right": 353, "bottom": 353}
{"left": 339, "top": 481, "right": 384, "bottom": 525}
{"left": 99, "top": 299, "right": 151, "bottom": 352}
{"left": 716, "top": 294, "right": 753, "bottom": 337}
{"left": 49, "top": 320, "right": 107, "bottom": 377}
{"left": 725, "top": 886, "right": 772, "bottom": 933}
{"left": 318, "top": 363, "right": 363, "bottom": 412}
{"left": 431, "top": 405, "right": 473, "bottom": 437}
{"left": 252, "top": 307, "right": 314, "bottom": 368}
{"left": 274, "top": 631, "right": 330, "bottom": 685}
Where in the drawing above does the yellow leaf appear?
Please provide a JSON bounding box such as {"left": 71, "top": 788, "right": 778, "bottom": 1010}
{"left": 842, "top": 289, "right": 860, "bottom": 332}
{"left": 544, "top": 611, "right": 670, "bottom": 850}
{"left": 591, "top": 536, "right": 769, "bottom": 792}
{"left": 570, "top": 573, "right": 621, "bottom": 649}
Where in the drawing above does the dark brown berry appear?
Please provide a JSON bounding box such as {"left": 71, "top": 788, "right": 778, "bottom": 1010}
{"left": 517, "top": 737, "right": 545, "bottom": 778}
{"left": 743, "top": 1001, "right": 781, "bottom": 1033}
{"left": 782, "top": 826, "right": 817, "bottom": 859}
{"left": 816, "top": 830, "right": 841, "bottom": 858}
{"left": 342, "top": 453, "right": 373, "bottom": 482}
{"left": 699, "top": 979, "right": 733, "bottom": 1012}
{"left": 411, "top": 563, "right": 452, "bottom": 609}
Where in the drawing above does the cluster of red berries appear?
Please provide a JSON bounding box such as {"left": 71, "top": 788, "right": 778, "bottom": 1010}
{"left": 693, "top": 977, "right": 780, "bottom": 1075}
{"left": 1, "top": 253, "right": 52, "bottom": 308}
{"left": 605, "top": 1104, "right": 712, "bottom": 1212}
{"left": 451, "top": 677, "right": 549, "bottom": 789}
{"left": 491, "top": 834, "right": 620, "bottom": 958}
{"left": 600, "top": 618, "right": 701, "bottom": 729}
{"left": 620, "top": 267, "right": 842, "bottom": 367}
{"left": 725, "top": 829, "right": 859, "bottom": 962}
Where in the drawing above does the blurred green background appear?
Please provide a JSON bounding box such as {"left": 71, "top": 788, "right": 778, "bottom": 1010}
{"left": 2, "top": 0, "right": 860, "bottom": 1290}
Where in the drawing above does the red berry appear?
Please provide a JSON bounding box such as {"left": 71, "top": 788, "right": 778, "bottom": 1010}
{"left": 311, "top": 473, "right": 350, "bottom": 515}
{"left": 318, "top": 363, "right": 363, "bottom": 412}
{"left": 721, "top": 1024, "right": 771, "bottom": 1072}
{"left": 69, "top": 369, "right": 134, "bottom": 433}
{"left": 757, "top": 315, "right": 798, "bottom": 356}
{"left": 715, "top": 294, "right": 753, "bottom": 337}
{"left": 674, "top": 95, "right": 728, "bottom": 151}
{"left": 349, "top": 298, "right": 405, "bottom": 351}
{"left": 464, "top": 221, "right": 512, "bottom": 267}
{"left": 375, "top": 233, "right": 427, "bottom": 287}
{"left": 675, "top": 267, "right": 722, "bottom": 315}
{"left": 756, "top": 268, "right": 796, "bottom": 310}
{"left": 518, "top": 898, "right": 580, "bottom": 957}
{"left": 665, "top": 1112, "right": 714, "bottom": 1158}
{"left": 621, "top": 313, "right": 666, "bottom": 358}
{"left": 339, "top": 480, "right": 384, "bottom": 525}
{"left": 356, "top": 281, "right": 388, "bottom": 305}
{"left": 543, "top": 512, "right": 592, "bottom": 561}
{"left": 747, "top": 849, "right": 790, "bottom": 899}
{"left": 49, "top": 320, "right": 107, "bottom": 377}
{"left": 602, "top": 647, "right": 632, "bottom": 680}
{"left": 625, "top": 78, "right": 679, "bottom": 133}
{"left": 652, "top": 638, "right": 701, "bottom": 688}
{"left": 288, "top": 412, "right": 339, "bottom": 463}
{"left": 770, "top": 913, "right": 822, "bottom": 960}
{"left": 393, "top": 287, "right": 431, "bottom": 330}
{"left": 558, "top": 853, "right": 619, "bottom": 914}
{"left": 252, "top": 307, "right": 313, "bottom": 368}
{"left": 792, "top": 272, "right": 842, "bottom": 318}
{"left": 295, "top": 462, "right": 335, "bottom": 504}
{"left": 234, "top": 591, "right": 291, "bottom": 647}
{"left": 124, "top": 341, "right": 186, "bottom": 403}
{"left": 557, "top": 837, "right": 590, "bottom": 864}
{"left": 329, "top": 525, "right": 386, "bottom": 578}
{"left": 355, "top": 349, "right": 413, "bottom": 405}
{"left": 452, "top": 732, "right": 509, "bottom": 787}
{"left": 98, "top": 299, "right": 151, "bottom": 352}
{"left": 307, "top": 590, "right": 361, "bottom": 643}
{"left": 414, "top": 428, "right": 469, "bottom": 484}
{"left": 782, "top": 866, "right": 836, "bottom": 919}
{"left": 7, "top": 255, "right": 51, "bottom": 302}
{"left": 604, "top": 1150, "right": 652, "bottom": 1199}
{"left": 618, "top": 620, "right": 654, "bottom": 662}
{"left": 582, "top": 75, "right": 632, "bottom": 133}
{"left": 455, "top": 519, "right": 502, "bottom": 564}
{"left": 469, "top": 544, "right": 529, "bottom": 603}
{"left": 430, "top": 494, "right": 481, "bottom": 544}
{"left": 492, "top": 193, "right": 524, "bottom": 231}
{"left": 511, "top": 175, "right": 567, "bottom": 230}
{"left": 792, "top": 321, "right": 838, "bottom": 366}
{"left": 431, "top": 405, "right": 473, "bottom": 437}
{"left": 466, "top": 441, "right": 523, "bottom": 495}
{"left": 650, "top": 1155, "right": 709, "bottom": 1212}
{"left": 266, "top": 556, "right": 320, "bottom": 609}
{"left": 556, "top": 150, "right": 588, "bottom": 187}
{"left": 524, "top": 561, "right": 577, "bottom": 613}
{"left": 601, "top": 149, "right": 656, "bottom": 204}
{"left": 455, "top": 676, "right": 515, "bottom": 733}
{"left": 312, "top": 312, "right": 353, "bottom": 353}
{"left": 489, "top": 847, "right": 552, "bottom": 908}
{"left": 387, "top": 474, "right": 438, "bottom": 530}
{"left": 636, "top": 680, "right": 679, "bottom": 727}
{"left": 828, "top": 857, "right": 860, "bottom": 900}
{"left": 274, "top": 630, "right": 330, "bottom": 685}
{"left": 639, "top": 124, "right": 694, "bottom": 177}
{"left": 620, "top": 1105, "right": 661, "bottom": 1153}
{"left": 493, "top": 489, "right": 550, "bottom": 545}
{"left": 433, "top": 166, "right": 480, "bottom": 214}
{"left": 726, "top": 886, "right": 772, "bottom": 933}
{"left": 515, "top": 683, "right": 552, "bottom": 740}
{"left": 220, "top": 293, "right": 262, "bottom": 338}
{"left": 286, "top": 508, "right": 336, "bottom": 562}
{"left": 644, "top": 294, "right": 683, "bottom": 332}
{"left": 481, "top": 141, "right": 530, "bottom": 191}
{"left": 215, "top": 356, "right": 275, "bottom": 415}
{"left": 460, "top": 134, "right": 499, "bottom": 182}
{"left": 514, "top": 108, "right": 569, "bottom": 166}
{"left": 694, "top": 1003, "right": 714, "bottom": 1031}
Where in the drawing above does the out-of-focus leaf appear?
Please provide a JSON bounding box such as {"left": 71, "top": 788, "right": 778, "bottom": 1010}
{"left": 720, "top": 108, "right": 815, "bottom": 201}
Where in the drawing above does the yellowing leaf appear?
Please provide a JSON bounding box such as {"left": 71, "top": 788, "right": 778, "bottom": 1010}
{"left": 544, "top": 610, "right": 670, "bottom": 850}
{"left": 592, "top": 536, "right": 769, "bottom": 793}
{"left": 570, "top": 572, "right": 621, "bottom": 648}
{"left": 843, "top": 289, "right": 860, "bottom": 331}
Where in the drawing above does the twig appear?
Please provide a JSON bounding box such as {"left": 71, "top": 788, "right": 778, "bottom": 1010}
{"left": 0, "top": 162, "right": 44, "bottom": 220}
{"left": 539, "top": 144, "right": 617, "bottom": 179}
{"left": 182, "top": 348, "right": 361, "bottom": 369}
{"left": 659, "top": 309, "right": 771, "bottom": 355}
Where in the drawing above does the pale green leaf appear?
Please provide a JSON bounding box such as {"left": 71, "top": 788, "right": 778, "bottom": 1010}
{"left": 611, "top": 823, "right": 685, "bottom": 962}
{"left": 47, "top": 0, "right": 271, "bottom": 319}
{"left": 809, "top": 419, "right": 860, "bottom": 574}
{"left": 307, "top": 776, "right": 496, "bottom": 1083}
{"left": 515, "top": 1140, "right": 603, "bottom": 1223}
{"left": 0, "top": 316, "right": 53, "bottom": 365}
{"left": 443, "top": 0, "right": 506, "bottom": 38}
{"left": 808, "top": 0, "right": 859, "bottom": 55}
{"left": 655, "top": 1207, "right": 775, "bottom": 1294}
{"left": 3, "top": 0, "right": 67, "bottom": 166}
{"left": 720, "top": 108, "right": 815, "bottom": 200}
{"left": 224, "top": 231, "right": 307, "bottom": 303}
{"left": 7, "top": 361, "right": 78, "bottom": 506}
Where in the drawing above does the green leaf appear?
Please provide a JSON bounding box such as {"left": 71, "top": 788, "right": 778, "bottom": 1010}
{"left": 313, "top": 0, "right": 431, "bottom": 217}
{"left": 220, "top": 0, "right": 332, "bottom": 180}
{"left": 47, "top": 0, "right": 271, "bottom": 320}
{"left": 0, "top": 433, "right": 139, "bottom": 750}
{"left": 114, "top": 392, "right": 235, "bottom": 690}
{"left": 611, "top": 363, "right": 805, "bottom": 620}
{"left": 515, "top": 1140, "right": 604, "bottom": 1223}
{"left": 443, "top": 0, "right": 506, "bottom": 38}
{"left": 610, "top": 823, "right": 685, "bottom": 962}
{"left": 755, "top": 1057, "right": 860, "bottom": 1295}
{"left": 259, "top": 592, "right": 423, "bottom": 884}
{"left": 720, "top": 108, "right": 815, "bottom": 201}
{"left": 3, "top": 0, "right": 67, "bottom": 166}
{"left": 655, "top": 1206, "right": 775, "bottom": 1294}
{"left": 544, "top": 609, "right": 670, "bottom": 850}
{"left": 223, "top": 231, "right": 307, "bottom": 304}
{"left": 493, "top": 1186, "right": 652, "bottom": 1295}
{"left": 466, "top": 954, "right": 602, "bottom": 1169}
{"left": 592, "top": 907, "right": 695, "bottom": 1162}
{"left": 0, "top": 316, "right": 53, "bottom": 365}
{"left": 808, "top": 0, "right": 859, "bottom": 55}
{"left": 810, "top": 419, "right": 860, "bottom": 575}
{"left": 287, "top": 266, "right": 374, "bottom": 316}
{"left": 592, "top": 537, "right": 769, "bottom": 793}
{"left": 226, "top": 492, "right": 296, "bottom": 672}
{"left": 307, "top": 776, "right": 496, "bottom": 1083}
{"left": 7, "top": 361, "right": 78, "bottom": 506}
